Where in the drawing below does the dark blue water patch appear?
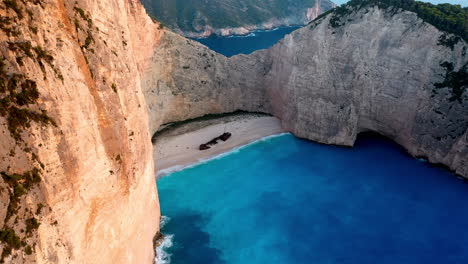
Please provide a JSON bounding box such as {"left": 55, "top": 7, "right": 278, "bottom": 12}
{"left": 157, "top": 133, "right": 468, "bottom": 264}
{"left": 192, "top": 26, "right": 300, "bottom": 57}
{"left": 161, "top": 210, "right": 225, "bottom": 264}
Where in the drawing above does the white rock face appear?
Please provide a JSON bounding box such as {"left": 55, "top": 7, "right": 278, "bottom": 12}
{"left": 143, "top": 6, "right": 467, "bottom": 177}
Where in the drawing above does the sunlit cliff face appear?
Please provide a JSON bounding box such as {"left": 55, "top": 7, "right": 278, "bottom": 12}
{"left": 0, "top": 0, "right": 162, "bottom": 262}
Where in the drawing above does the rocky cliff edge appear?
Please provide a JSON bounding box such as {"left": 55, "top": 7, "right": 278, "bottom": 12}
{"left": 144, "top": 5, "right": 467, "bottom": 177}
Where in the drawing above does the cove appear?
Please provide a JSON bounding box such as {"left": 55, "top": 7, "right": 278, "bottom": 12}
{"left": 193, "top": 26, "right": 300, "bottom": 57}
{"left": 157, "top": 133, "right": 468, "bottom": 264}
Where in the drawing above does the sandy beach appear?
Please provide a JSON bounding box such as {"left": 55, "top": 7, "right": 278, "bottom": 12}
{"left": 153, "top": 115, "right": 285, "bottom": 176}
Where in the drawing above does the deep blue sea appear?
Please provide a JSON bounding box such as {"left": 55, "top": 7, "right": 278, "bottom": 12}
{"left": 157, "top": 133, "right": 468, "bottom": 264}
{"left": 193, "top": 27, "right": 300, "bottom": 57}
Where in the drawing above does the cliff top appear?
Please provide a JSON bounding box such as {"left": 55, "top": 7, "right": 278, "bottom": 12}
{"left": 315, "top": 0, "right": 467, "bottom": 42}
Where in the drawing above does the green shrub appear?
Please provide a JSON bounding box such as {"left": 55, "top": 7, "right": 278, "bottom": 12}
{"left": 4, "top": 0, "right": 23, "bottom": 20}
{"left": 24, "top": 245, "right": 32, "bottom": 255}
{"left": 73, "top": 7, "right": 86, "bottom": 19}
{"left": 8, "top": 41, "right": 34, "bottom": 58}
{"left": 13, "top": 183, "right": 26, "bottom": 198}
{"left": 25, "top": 217, "right": 40, "bottom": 233}
{"left": 33, "top": 46, "right": 54, "bottom": 64}
{"left": 83, "top": 35, "right": 94, "bottom": 49}
{"left": 36, "top": 203, "right": 44, "bottom": 214}
{"left": 0, "top": 229, "right": 21, "bottom": 249}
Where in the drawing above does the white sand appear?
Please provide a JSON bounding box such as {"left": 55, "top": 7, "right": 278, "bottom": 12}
{"left": 154, "top": 116, "right": 285, "bottom": 176}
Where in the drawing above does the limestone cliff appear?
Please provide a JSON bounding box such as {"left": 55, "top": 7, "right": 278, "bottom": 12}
{"left": 1, "top": 0, "right": 467, "bottom": 263}
{"left": 143, "top": 5, "right": 467, "bottom": 177}
{"left": 0, "top": 0, "right": 161, "bottom": 263}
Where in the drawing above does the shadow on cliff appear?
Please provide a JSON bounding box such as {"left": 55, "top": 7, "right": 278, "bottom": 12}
{"left": 355, "top": 132, "right": 464, "bottom": 177}
{"left": 162, "top": 210, "right": 226, "bottom": 264}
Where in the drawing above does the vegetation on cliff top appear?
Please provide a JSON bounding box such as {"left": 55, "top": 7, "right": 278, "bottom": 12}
{"left": 319, "top": 0, "right": 467, "bottom": 42}
{"left": 312, "top": 0, "right": 467, "bottom": 103}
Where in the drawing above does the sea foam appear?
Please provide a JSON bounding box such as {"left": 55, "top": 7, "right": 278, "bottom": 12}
{"left": 155, "top": 216, "right": 174, "bottom": 264}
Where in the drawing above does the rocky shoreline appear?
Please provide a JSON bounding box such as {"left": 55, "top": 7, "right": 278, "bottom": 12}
{"left": 181, "top": 21, "right": 308, "bottom": 38}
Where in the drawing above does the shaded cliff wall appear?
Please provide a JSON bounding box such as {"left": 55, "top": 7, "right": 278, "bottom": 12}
{"left": 143, "top": 6, "right": 467, "bottom": 177}
{"left": 0, "top": 0, "right": 161, "bottom": 263}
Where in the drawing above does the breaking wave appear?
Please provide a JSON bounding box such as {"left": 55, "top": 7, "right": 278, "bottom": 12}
{"left": 155, "top": 216, "right": 173, "bottom": 264}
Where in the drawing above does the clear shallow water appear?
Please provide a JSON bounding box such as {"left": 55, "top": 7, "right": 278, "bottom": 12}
{"left": 193, "top": 27, "right": 300, "bottom": 57}
{"left": 157, "top": 133, "right": 468, "bottom": 264}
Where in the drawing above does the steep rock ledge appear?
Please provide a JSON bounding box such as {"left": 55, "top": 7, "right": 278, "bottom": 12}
{"left": 0, "top": 0, "right": 161, "bottom": 262}
{"left": 143, "top": 6, "right": 467, "bottom": 177}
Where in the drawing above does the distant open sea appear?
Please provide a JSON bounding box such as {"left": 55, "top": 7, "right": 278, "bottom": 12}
{"left": 157, "top": 133, "right": 468, "bottom": 264}
{"left": 193, "top": 26, "right": 300, "bottom": 57}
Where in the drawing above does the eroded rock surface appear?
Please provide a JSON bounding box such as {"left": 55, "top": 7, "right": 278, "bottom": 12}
{"left": 144, "top": 6, "right": 467, "bottom": 177}
{"left": 0, "top": 0, "right": 161, "bottom": 263}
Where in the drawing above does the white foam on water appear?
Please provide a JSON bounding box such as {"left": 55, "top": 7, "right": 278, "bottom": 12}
{"left": 160, "top": 216, "right": 170, "bottom": 228}
{"left": 221, "top": 27, "right": 295, "bottom": 39}
{"left": 155, "top": 234, "right": 173, "bottom": 264}
{"left": 156, "top": 165, "right": 186, "bottom": 178}
{"left": 155, "top": 216, "right": 174, "bottom": 264}
{"left": 156, "top": 132, "right": 290, "bottom": 178}
{"left": 226, "top": 32, "right": 256, "bottom": 38}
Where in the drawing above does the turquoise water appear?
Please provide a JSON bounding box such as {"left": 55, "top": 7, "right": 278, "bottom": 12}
{"left": 157, "top": 133, "right": 468, "bottom": 264}
{"left": 193, "top": 27, "right": 300, "bottom": 57}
